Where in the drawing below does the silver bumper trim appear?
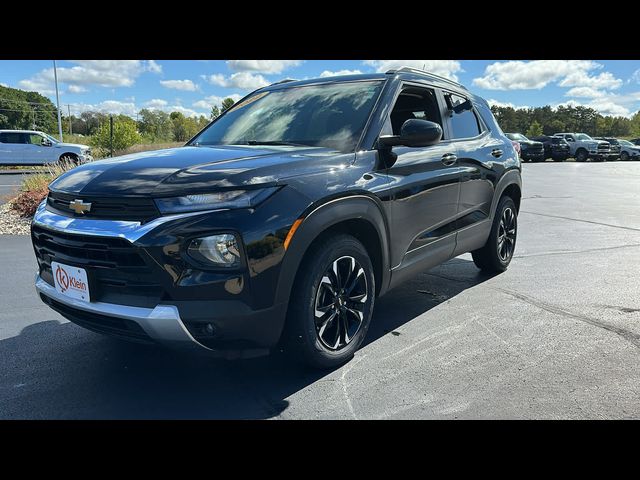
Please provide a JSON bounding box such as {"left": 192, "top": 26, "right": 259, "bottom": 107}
{"left": 31, "top": 200, "right": 224, "bottom": 243}
{"left": 35, "top": 275, "right": 210, "bottom": 351}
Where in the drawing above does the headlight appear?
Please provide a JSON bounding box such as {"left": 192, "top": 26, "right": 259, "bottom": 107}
{"left": 188, "top": 234, "right": 241, "bottom": 268}
{"left": 154, "top": 187, "right": 278, "bottom": 214}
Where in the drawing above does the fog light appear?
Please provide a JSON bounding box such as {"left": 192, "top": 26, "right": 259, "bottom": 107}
{"left": 203, "top": 323, "right": 216, "bottom": 336}
{"left": 188, "top": 234, "right": 241, "bottom": 268}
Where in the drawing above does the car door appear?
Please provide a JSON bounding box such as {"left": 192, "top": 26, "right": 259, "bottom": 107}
{"left": 0, "top": 132, "right": 28, "bottom": 165}
{"left": 23, "top": 133, "right": 48, "bottom": 164}
{"left": 383, "top": 83, "right": 462, "bottom": 286}
{"left": 442, "top": 92, "right": 507, "bottom": 256}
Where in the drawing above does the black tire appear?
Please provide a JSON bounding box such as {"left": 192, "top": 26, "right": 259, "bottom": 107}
{"left": 575, "top": 149, "right": 588, "bottom": 162}
{"left": 552, "top": 156, "right": 565, "bottom": 162}
{"left": 284, "top": 234, "right": 375, "bottom": 369}
{"left": 472, "top": 196, "right": 518, "bottom": 273}
{"left": 621, "top": 151, "right": 630, "bottom": 161}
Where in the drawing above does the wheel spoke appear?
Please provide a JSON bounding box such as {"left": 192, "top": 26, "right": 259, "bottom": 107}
{"left": 314, "top": 255, "right": 369, "bottom": 351}
{"left": 317, "top": 311, "right": 337, "bottom": 339}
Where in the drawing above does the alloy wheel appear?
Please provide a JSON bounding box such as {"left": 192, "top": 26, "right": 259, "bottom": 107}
{"left": 497, "top": 207, "right": 517, "bottom": 262}
{"left": 314, "top": 256, "right": 368, "bottom": 351}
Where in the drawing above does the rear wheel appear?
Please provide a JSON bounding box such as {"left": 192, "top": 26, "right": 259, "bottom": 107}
{"left": 472, "top": 196, "right": 518, "bottom": 273}
{"left": 284, "top": 234, "right": 375, "bottom": 369}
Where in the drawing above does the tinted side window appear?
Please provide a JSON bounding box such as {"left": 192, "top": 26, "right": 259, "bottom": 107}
{"left": 387, "top": 85, "right": 444, "bottom": 138}
{"left": 447, "top": 94, "right": 481, "bottom": 139}
{"left": 0, "top": 133, "right": 26, "bottom": 144}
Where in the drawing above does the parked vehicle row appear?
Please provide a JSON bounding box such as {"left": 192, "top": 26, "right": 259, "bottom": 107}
{"left": 0, "top": 130, "right": 92, "bottom": 165}
{"left": 506, "top": 131, "right": 640, "bottom": 162}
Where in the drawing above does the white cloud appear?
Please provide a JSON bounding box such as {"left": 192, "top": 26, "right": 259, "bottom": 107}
{"left": 472, "top": 60, "right": 622, "bottom": 92}
{"left": 146, "top": 60, "right": 162, "bottom": 74}
{"left": 0, "top": 82, "right": 8, "bottom": 87}
{"left": 143, "top": 99, "right": 168, "bottom": 108}
{"left": 558, "top": 70, "right": 622, "bottom": 90}
{"left": 203, "top": 72, "right": 269, "bottom": 90}
{"left": 71, "top": 100, "right": 138, "bottom": 117}
{"left": 192, "top": 94, "right": 243, "bottom": 110}
{"left": 564, "top": 87, "right": 606, "bottom": 98}
{"left": 226, "top": 60, "right": 302, "bottom": 74}
{"left": 320, "top": 69, "right": 362, "bottom": 77}
{"left": 159, "top": 79, "right": 199, "bottom": 91}
{"left": 67, "top": 85, "right": 87, "bottom": 93}
{"left": 556, "top": 91, "right": 640, "bottom": 117}
{"left": 18, "top": 60, "right": 161, "bottom": 96}
{"left": 363, "top": 60, "right": 463, "bottom": 81}
{"left": 487, "top": 99, "right": 529, "bottom": 110}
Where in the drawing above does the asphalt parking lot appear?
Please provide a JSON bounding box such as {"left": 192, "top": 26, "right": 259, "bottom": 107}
{"left": 0, "top": 173, "right": 24, "bottom": 204}
{"left": 1, "top": 161, "right": 639, "bottom": 419}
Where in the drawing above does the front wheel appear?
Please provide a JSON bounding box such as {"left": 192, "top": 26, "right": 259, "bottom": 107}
{"left": 575, "top": 149, "right": 588, "bottom": 162}
{"left": 472, "top": 196, "right": 518, "bottom": 273}
{"left": 285, "top": 234, "right": 375, "bottom": 369}
{"left": 621, "top": 151, "right": 630, "bottom": 161}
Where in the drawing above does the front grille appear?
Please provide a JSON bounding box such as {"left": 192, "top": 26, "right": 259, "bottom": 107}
{"left": 47, "top": 191, "right": 159, "bottom": 223}
{"left": 41, "top": 295, "right": 154, "bottom": 344}
{"left": 32, "top": 225, "right": 163, "bottom": 308}
{"left": 597, "top": 144, "right": 610, "bottom": 153}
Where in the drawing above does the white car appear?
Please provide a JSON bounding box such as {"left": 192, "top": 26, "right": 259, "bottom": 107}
{"left": 0, "top": 130, "right": 93, "bottom": 165}
{"left": 618, "top": 139, "right": 640, "bottom": 161}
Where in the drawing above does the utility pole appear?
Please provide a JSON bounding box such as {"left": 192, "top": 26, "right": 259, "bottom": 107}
{"left": 53, "top": 60, "right": 63, "bottom": 141}
{"left": 67, "top": 104, "right": 72, "bottom": 135}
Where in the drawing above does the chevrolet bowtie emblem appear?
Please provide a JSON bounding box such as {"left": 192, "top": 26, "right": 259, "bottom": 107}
{"left": 69, "top": 199, "right": 92, "bottom": 214}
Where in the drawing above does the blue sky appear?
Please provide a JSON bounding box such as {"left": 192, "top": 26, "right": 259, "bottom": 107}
{"left": 2, "top": 60, "right": 640, "bottom": 118}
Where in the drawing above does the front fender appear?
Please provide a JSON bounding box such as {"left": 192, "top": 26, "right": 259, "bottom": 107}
{"left": 273, "top": 194, "right": 392, "bottom": 309}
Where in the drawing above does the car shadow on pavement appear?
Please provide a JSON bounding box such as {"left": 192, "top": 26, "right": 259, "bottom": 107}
{"left": 0, "top": 257, "right": 495, "bottom": 420}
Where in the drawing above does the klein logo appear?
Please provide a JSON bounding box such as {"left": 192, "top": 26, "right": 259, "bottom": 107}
{"left": 69, "top": 199, "right": 92, "bottom": 214}
{"left": 55, "top": 265, "right": 69, "bottom": 292}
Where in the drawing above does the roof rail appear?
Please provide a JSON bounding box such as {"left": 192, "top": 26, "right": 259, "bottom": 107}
{"left": 386, "top": 66, "right": 468, "bottom": 90}
{"left": 269, "top": 78, "right": 298, "bottom": 86}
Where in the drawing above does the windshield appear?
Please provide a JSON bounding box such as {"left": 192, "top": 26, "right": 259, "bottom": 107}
{"left": 575, "top": 133, "right": 593, "bottom": 141}
{"left": 619, "top": 139, "right": 634, "bottom": 146}
{"left": 43, "top": 133, "right": 59, "bottom": 144}
{"left": 190, "top": 81, "right": 384, "bottom": 153}
{"left": 508, "top": 133, "right": 528, "bottom": 141}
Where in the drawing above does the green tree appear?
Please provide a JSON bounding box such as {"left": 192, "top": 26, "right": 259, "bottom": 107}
{"left": 0, "top": 84, "right": 58, "bottom": 133}
{"left": 138, "top": 109, "right": 173, "bottom": 142}
{"left": 91, "top": 115, "right": 141, "bottom": 154}
{"left": 170, "top": 112, "right": 201, "bottom": 142}
{"left": 221, "top": 98, "right": 236, "bottom": 112}
{"left": 526, "top": 120, "right": 543, "bottom": 137}
{"left": 210, "top": 105, "right": 221, "bottom": 119}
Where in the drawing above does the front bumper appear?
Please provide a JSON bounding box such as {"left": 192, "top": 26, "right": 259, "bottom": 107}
{"left": 35, "top": 274, "right": 275, "bottom": 358}
{"left": 521, "top": 151, "right": 545, "bottom": 161}
{"left": 30, "top": 192, "right": 304, "bottom": 357}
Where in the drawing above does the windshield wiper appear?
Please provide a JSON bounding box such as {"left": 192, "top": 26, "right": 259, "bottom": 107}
{"left": 244, "top": 140, "right": 310, "bottom": 147}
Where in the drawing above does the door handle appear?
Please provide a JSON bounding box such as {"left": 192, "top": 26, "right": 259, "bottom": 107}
{"left": 491, "top": 149, "right": 503, "bottom": 158}
{"left": 441, "top": 153, "right": 457, "bottom": 166}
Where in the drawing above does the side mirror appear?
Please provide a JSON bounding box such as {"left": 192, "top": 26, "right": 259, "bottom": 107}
{"left": 379, "top": 119, "right": 443, "bottom": 150}
{"left": 41, "top": 138, "right": 52, "bottom": 147}
{"left": 377, "top": 119, "right": 443, "bottom": 169}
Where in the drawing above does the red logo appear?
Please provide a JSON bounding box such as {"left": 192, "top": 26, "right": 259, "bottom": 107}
{"left": 55, "top": 265, "right": 70, "bottom": 292}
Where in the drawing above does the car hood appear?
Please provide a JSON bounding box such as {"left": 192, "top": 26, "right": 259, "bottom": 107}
{"left": 49, "top": 145, "right": 352, "bottom": 196}
{"left": 519, "top": 140, "right": 543, "bottom": 148}
{"left": 54, "top": 142, "right": 90, "bottom": 150}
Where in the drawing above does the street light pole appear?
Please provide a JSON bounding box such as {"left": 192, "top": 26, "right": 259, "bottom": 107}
{"left": 53, "top": 60, "right": 63, "bottom": 141}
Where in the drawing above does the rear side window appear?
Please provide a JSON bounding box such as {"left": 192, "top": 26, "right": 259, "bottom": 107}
{"left": 0, "top": 132, "right": 26, "bottom": 144}
{"left": 447, "top": 94, "right": 481, "bottom": 139}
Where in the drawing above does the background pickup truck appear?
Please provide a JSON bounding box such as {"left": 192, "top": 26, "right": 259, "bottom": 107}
{"left": 554, "top": 132, "right": 610, "bottom": 162}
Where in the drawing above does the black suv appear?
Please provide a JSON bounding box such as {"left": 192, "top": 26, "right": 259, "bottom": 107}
{"left": 529, "top": 135, "right": 571, "bottom": 162}
{"left": 505, "top": 133, "right": 545, "bottom": 162}
{"left": 31, "top": 68, "right": 521, "bottom": 368}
